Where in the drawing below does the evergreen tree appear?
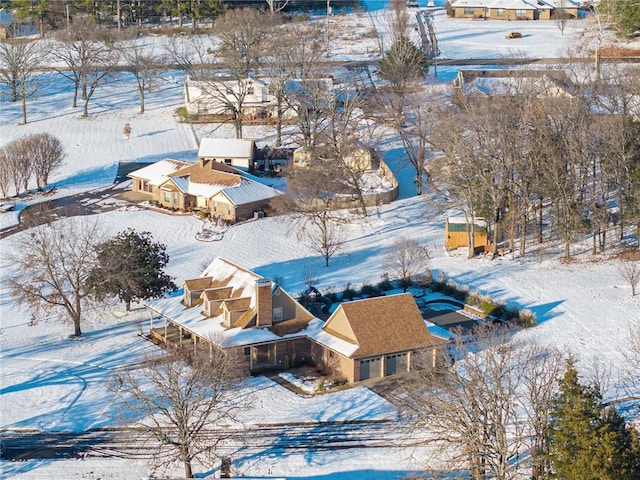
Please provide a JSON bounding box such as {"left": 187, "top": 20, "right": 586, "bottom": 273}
{"left": 377, "top": 34, "right": 429, "bottom": 89}
{"left": 88, "top": 229, "right": 177, "bottom": 311}
{"left": 600, "top": 0, "right": 640, "bottom": 38}
{"left": 547, "top": 358, "right": 640, "bottom": 480}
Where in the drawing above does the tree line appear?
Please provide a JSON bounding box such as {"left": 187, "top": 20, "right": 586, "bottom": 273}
{"left": 427, "top": 72, "right": 640, "bottom": 259}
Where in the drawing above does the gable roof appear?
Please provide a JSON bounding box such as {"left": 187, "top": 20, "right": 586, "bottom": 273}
{"left": 127, "top": 159, "right": 191, "bottom": 185}
{"left": 322, "top": 293, "right": 442, "bottom": 358}
{"left": 184, "top": 277, "right": 218, "bottom": 292}
{"left": 223, "top": 297, "right": 252, "bottom": 312}
{"left": 198, "top": 138, "right": 255, "bottom": 159}
{"left": 201, "top": 286, "right": 234, "bottom": 301}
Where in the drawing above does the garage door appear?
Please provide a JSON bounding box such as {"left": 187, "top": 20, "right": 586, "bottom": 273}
{"left": 385, "top": 353, "right": 408, "bottom": 376}
{"left": 359, "top": 357, "right": 382, "bottom": 381}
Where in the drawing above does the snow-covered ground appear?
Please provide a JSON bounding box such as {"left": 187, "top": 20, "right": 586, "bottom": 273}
{"left": 1, "top": 4, "right": 639, "bottom": 479}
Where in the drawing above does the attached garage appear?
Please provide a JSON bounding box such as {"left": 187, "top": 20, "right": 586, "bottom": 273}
{"left": 308, "top": 293, "right": 448, "bottom": 384}
{"left": 359, "top": 357, "right": 382, "bottom": 381}
{"left": 385, "top": 352, "right": 409, "bottom": 376}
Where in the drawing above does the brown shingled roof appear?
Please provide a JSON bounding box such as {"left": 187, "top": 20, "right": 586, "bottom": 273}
{"left": 184, "top": 277, "right": 214, "bottom": 291}
{"left": 326, "top": 293, "right": 443, "bottom": 358}
{"left": 269, "top": 316, "right": 314, "bottom": 337}
{"left": 169, "top": 163, "right": 241, "bottom": 187}
{"left": 222, "top": 297, "right": 251, "bottom": 312}
{"left": 201, "top": 286, "right": 234, "bottom": 301}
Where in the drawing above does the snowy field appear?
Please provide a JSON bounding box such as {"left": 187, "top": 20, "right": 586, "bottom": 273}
{"left": 1, "top": 4, "right": 640, "bottom": 479}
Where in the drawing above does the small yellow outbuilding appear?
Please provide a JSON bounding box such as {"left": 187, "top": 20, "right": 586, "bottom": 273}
{"left": 445, "top": 217, "right": 491, "bottom": 252}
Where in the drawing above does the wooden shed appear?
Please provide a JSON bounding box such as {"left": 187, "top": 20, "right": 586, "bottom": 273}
{"left": 445, "top": 217, "right": 490, "bottom": 252}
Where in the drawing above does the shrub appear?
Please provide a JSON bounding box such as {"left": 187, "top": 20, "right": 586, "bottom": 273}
{"left": 174, "top": 106, "right": 189, "bottom": 122}
{"left": 480, "top": 296, "right": 498, "bottom": 316}
{"left": 452, "top": 284, "right": 469, "bottom": 303}
{"left": 502, "top": 305, "right": 520, "bottom": 322}
{"left": 491, "top": 300, "right": 507, "bottom": 319}
{"left": 443, "top": 280, "right": 458, "bottom": 297}
{"left": 316, "top": 376, "right": 325, "bottom": 392}
{"left": 377, "top": 275, "right": 394, "bottom": 292}
{"left": 324, "top": 292, "right": 340, "bottom": 304}
{"left": 360, "top": 282, "right": 381, "bottom": 297}
{"left": 516, "top": 309, "right": 537, "bottom": 328}
{"left": 466, "top": 290, "right": 482, "bottom": 307}
{"left": 342, "top": 282, "right": 357, "bottom": 301}
{"left": 417, "top": 269, "right": 433, "bottom": 288}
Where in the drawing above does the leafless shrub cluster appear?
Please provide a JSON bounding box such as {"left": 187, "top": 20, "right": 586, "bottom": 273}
{"left": 0, "top": 133, "right": 65, "bottom": 198}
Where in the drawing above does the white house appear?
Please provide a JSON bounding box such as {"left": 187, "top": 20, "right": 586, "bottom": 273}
{"left": 197, "top": 138, "right": 256, "bottom": 170}
{"left": 184, "top": 77, "right": 278, "bottom": 120}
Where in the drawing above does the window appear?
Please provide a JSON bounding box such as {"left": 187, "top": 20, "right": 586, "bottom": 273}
{"left": 227, "top": 204, "right": 231, "bottom": 215}
{"left": 173, "top": 193, "right": 179, "bottom": 204}
{"left": 164, "top": 192, "right": 170, "bottom": 203}
{"left": 497, "top": 8, "right": 504, "bottom": 15}
{"left": 463, "top": 7, "right": 474, "bottom": 14}
{"left": 515, "top": 9, "right": 526, "bottom": 17}
{"left": 224, "top": 159, "right": 232, "bottom": 165}
{"left": 213, "top": 201, "right": 217, "bottom": 212}
{"left": 244, "top": 347, "right": 250, "bottom": 356}
{"left": 272, "top": 307, "right": 283, "bottom": 322}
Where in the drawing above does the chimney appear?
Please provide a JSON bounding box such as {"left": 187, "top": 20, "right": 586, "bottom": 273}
{"left": 255, "top": 278, "right": 273, "bottom": 327}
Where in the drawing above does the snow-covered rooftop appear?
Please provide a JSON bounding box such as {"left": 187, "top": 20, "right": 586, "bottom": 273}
{"left": 197, "top": 138, "right": 255, "bottom": 159}
{"left": 127, "top": 159, "right": 190, "bottom": 186}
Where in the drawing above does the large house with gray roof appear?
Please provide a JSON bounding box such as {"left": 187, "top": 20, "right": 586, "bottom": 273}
{"left": 146, "top": 257, "right": 447, "bottom": 384}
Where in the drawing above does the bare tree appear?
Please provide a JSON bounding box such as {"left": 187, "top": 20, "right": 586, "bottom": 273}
{"left": 384, "top": 237, "right": 430, "bottom": 291}
{"left": 519, "top": 342, "right": 565, "bottom": 480}
{"left": 200, "top": 8, "right": 277, "bottom": 139}
{"left": 8, "top": 218, "right": 104, "bottom": 337}
{"left": 553, "top": 0, "right": 570, "bottom": 37}
{"left": 3, "top": 136, "right": 33, "bottom": 195}
{"left": 51, "top": 15, "right": 119, "bottom": 115}
{"left": 265, "top": 22, "right": 324, "bottom": 147}
{"left": 430, "top": 104, "right": 488, "bottom": 259}
{"left": 287, "top": 77, "right": 334, "bottom": 152}
{"left": 164, "top": 32, "right": 212, "bottom": 78}
{"left": 0, "top": 37, "right": 44, "bottom": 124}
{"left": 0, "top": 148, "right": 10, "bottom": 199}
{"left": 112, "top": 347, "right": 247, "bottom": 478}
{"left": 264, "top": 0, "right": 290, "bottom": 14}
{"left": 394, "top": 96, "right": 437, "bottom": 196}
{"left": 402, "top": 324, "right": 527, "bottom": 480}
{"left": 120, "top": 40, "right": 165, "bottom": 114}
{"left": 25, "top": 133, "right": 65, "bottom": 190}
{"left": 278, "top": 161, "right": 346, "bottom": 267}
{"left": 321, "top": 82, "right": 373, "bottom": 216}
{"left": 619, "top": 257, "right": 640, "bottom": 296}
